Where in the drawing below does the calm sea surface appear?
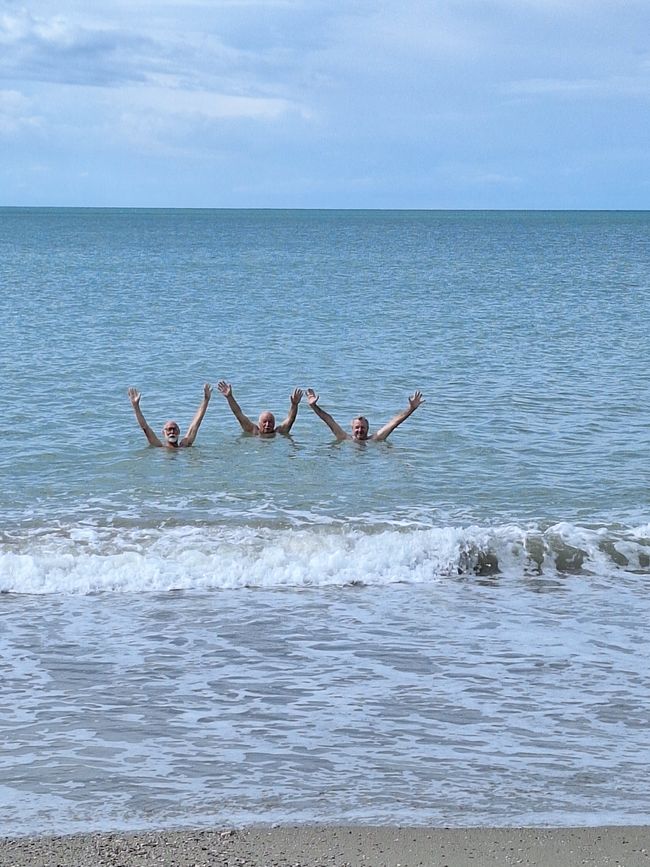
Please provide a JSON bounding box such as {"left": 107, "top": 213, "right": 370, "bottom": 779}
{"left": 1, "top": 208, "right": 650, "bottom": 834}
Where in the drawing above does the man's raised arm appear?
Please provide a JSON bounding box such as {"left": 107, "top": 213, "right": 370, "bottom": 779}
{"left": 128, "top": 387, "right": 162, "bottom": 447}
{"left": 180, "top": 383, "right": 213, "bottom": 447}
{"left": 275, "top": 388, "right": 303, "bottom": 435}
{"left": 217, "top": 381, "right": 256, "bottom": 433}
{"left": 306, "top": 389, "right": 348, "bottom": 441}
{"left": 373, "top": 390, "right": 425, "bottom": 441}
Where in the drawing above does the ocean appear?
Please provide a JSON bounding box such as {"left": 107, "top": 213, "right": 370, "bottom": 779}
{"left": 1, "top": 208, "right": 649, "bottom": 835}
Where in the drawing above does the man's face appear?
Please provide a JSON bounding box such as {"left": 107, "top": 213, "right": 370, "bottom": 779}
{"left": 258, "top": 411, "right": 276, "bottom": 435}
{"left": 351, "top": 417, "right": 369, "bottom": 440}
{"left": 162, "top": 421, "right": 180, "bottom": 445}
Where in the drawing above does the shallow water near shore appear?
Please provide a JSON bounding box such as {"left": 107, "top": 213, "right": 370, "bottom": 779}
{"left": 1, "top": 208, "right": 650, "bottom": 834}
{"left": 3, "top": 579, "right": 650, "bottom": 835}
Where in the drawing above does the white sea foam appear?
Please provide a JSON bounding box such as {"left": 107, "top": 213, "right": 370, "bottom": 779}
{"left": 1, "top": 520, "right": 649, "bottom": 594}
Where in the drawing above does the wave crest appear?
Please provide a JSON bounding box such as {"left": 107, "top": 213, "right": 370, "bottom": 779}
{"left": 1, "top": 521, "right": 649, "bottom": 594}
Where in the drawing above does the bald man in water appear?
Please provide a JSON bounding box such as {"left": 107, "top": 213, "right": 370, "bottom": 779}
{"left": 128, "top": 384, "right": 212, "bottom": 448}
{"left": 306, "top": 388, "right": 424, "bottom": 441}
{"left": 217, "top": 381, "right": 303, "bottom": 436}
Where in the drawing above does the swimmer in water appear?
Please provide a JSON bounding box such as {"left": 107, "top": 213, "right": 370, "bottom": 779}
{"left": 305, "top": 388, "right": 424, "bottom": 441}
{"left": 127, "top": 384, "right": 212, "bottom": 448}
{"left": 217, "top": 381, "right": 303, "bottom": 436}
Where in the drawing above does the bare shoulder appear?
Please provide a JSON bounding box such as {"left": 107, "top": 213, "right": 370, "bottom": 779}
{"left": 369, "top": 432, "right": 392, "bottom": 443}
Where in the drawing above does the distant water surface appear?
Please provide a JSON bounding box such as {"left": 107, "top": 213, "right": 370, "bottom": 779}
{"left": 1, "top": 209, "right": 649, "bottom": 834}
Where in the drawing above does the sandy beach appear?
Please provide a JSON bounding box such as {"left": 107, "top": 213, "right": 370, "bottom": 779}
{"left": 1, "top": 825, "right": 649, "bottom": 867}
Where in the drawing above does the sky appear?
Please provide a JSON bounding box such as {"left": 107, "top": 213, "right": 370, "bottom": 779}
{"left": 1, "top": 0, "right": 649, "bottom": 208}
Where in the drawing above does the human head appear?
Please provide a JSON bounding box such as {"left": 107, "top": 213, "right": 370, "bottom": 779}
{"left": 351, "top": 416, "right": 369, "bottom": 441}
{"left": 258, "top": 411, "right": 276, "bottom": 435}
{"left": 162, "top": 420, "right": 180, "bottom": 445}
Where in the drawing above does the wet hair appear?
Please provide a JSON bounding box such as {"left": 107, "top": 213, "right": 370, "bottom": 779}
{"left": 352, "top": 416, "right": 369, "bottom": 428}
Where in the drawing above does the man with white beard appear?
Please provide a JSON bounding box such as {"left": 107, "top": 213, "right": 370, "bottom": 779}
{"left": 127, "top": 384, "right": 213, "bottom": 448}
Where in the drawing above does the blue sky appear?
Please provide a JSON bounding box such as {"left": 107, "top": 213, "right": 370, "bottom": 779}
{"left": 1, "top": 0, "right": 649, "bottom": 208}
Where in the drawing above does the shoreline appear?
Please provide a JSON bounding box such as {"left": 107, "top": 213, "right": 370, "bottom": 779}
{"left": 2, "top": 825, "right": 649, "bottom": 866}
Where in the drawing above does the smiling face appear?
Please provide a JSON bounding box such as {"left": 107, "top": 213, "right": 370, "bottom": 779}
{"left": 258, "top": 411, "right": 276, "bottom": 435}
{"left": 162, "top": 420, "right": 180, "bottom": 446}
{"left": 351, "top": 416, "right": 369, "bottom": 441}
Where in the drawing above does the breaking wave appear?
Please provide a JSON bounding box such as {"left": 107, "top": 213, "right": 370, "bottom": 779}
{"left": 2, "top": 519, "right": 649, "bottom": 594}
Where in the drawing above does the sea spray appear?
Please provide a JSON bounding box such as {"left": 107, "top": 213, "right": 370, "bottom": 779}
{"left": 2, "top": 520, "right": 649, "bottom": 593}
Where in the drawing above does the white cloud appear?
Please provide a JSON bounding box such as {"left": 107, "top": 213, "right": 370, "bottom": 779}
{"left": 116, "top": 83, "right": 308, "bottom": 121}
{"left": 506, "top": 75, "right": 650, "bottom": 98}
{"left": 2, "top": 0, "right": 649, "bottom": 206}
{"left": 0, "top": 8, "right": 153, "bottom": 86}
{"left": 0, "top": 88, "right": 40, "bottom": 134}
{"left": 437, "top": 162, "right": 523, "bottom": 188}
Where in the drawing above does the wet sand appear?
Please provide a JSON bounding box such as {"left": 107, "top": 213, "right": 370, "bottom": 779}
{"left": 1, "top": 825, "right": 649, "bottom": 867}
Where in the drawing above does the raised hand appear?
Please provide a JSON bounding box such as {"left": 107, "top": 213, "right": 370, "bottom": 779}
{"left": 217, "top": 381, "right": 232, "bottom": 398}
{"left": 203, "top": 383, "right": 213, "bottom": 401}
{"left": 290, "top": 388, "right": 304, "bottom": 406}
{"left": 409, "top": 390, "right": 424, "bottom": 410}
{"left": 306, "top": 388, "right": 319, "bottom": 407}
{"left": 127, "top": 386, "right": 162, "bottom": 446}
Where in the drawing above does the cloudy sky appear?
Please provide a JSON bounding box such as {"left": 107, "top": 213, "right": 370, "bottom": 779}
{"left": 1, "top": 0, "right": 648, "bottom": 207}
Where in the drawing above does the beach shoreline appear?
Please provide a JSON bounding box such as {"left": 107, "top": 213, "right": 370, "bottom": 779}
{"left": 2, "top": 824, "right": 649, "bottom": 866}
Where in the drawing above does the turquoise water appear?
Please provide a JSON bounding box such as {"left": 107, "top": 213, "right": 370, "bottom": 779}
{"left": 1, "top": 209, "right": 650, "bottom": 833}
